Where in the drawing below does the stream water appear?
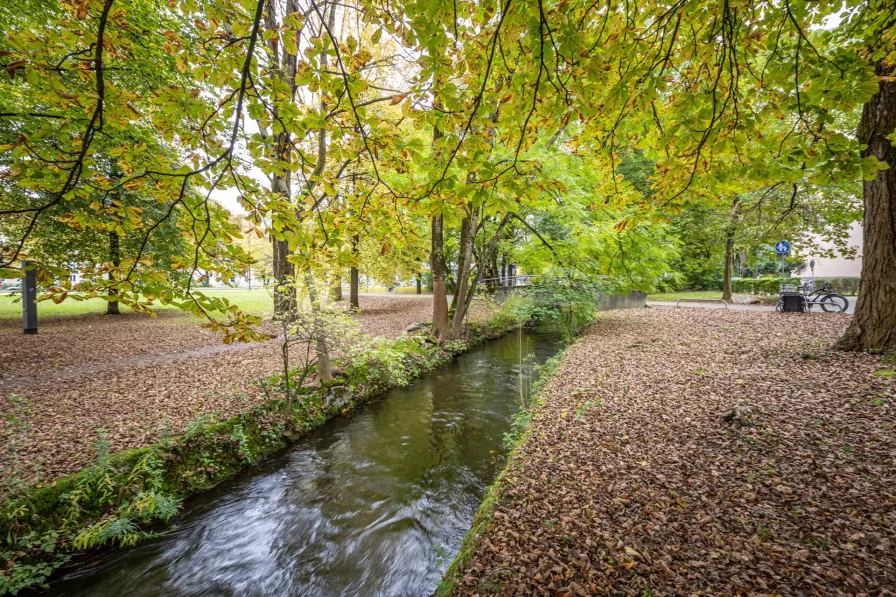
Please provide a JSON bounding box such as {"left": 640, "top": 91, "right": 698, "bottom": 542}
{"left": 49, "top": 327, "right": 563, "bottom": 597}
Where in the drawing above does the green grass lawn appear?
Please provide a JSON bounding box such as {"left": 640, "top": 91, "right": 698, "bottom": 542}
{"left": 647, "top": 290, "right": 728, "bottom": 302}
{"left": 0, "top": 288, "right": 276, "bottom": 321}
{"left": 647, "top": 290, "right": 778, "bottom": 305}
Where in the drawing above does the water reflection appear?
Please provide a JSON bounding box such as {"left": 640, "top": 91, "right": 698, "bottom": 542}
{"left": 49, "top": 327, "right": 562, "bottom": 597}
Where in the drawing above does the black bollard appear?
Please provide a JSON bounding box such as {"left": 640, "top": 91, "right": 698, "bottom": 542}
{"left": 22, "top": 261, "right": 37, "bottom": 335}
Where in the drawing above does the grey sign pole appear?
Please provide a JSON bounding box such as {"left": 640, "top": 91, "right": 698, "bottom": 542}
{"left": 774, "top": 240, "right": 791, "bottom": 282}
{"left": 22, "top": 261, "right": 37, "bottom": 335}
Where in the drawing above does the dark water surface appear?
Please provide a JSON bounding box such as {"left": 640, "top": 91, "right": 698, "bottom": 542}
{"left": 50, "top": 327, "right": 562, "bottom": 597}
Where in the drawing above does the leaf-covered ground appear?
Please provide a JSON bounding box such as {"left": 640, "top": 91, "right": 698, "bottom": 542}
{"left": 450, "top": 308, "right": 895, "bottom": 596}
{"left": 0, "top": 295, "right": 434, "bottom": 482}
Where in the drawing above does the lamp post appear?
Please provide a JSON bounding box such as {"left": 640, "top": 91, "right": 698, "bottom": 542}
{"left": 22, "top": 261, "right": 37, "bottom": 335}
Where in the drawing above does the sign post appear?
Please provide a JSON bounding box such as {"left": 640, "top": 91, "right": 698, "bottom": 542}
{"left": 21, "top": 260, "right": 37, "bottom": 335}
{"left": 774, "top": 240, "right": 791, "bottom": 282}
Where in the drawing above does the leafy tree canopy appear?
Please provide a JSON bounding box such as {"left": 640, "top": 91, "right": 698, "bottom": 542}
{"left": 1, "top": 0, "right": 889, "bottom": 340}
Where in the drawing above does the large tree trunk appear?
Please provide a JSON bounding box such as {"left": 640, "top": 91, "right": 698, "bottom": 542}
{"left": 837, "top": 61, "right": 896, "bottom": 352}
{"left": 430, "top": 124, "right": 450, "bottom": 343}
{"left": 350, "top": 266, "right": 359, "bottom": 309}
{"left": 721, "top": 197, "right": 740, "bottom": 302}
{"left": 263, "top": 0, "right": 299, "bottom": 318}
{"left": 416, "top": 273, "right": 422, "bottom": 295}
{"left": 450, "top": 207, "right": 478, "bottom": 339}
{"left": 721, "top": 239, "right": 734, "bottom": 302}
{"left": 350, "top": 229, "right": 360, "bottom": 312}
{"left": 272, "top": 236, "right": 296, "bottom": 315}
{"left": 106, "top": 230, "right": 120, "bottom": 315}
{"left": 303, "top": 2, "right": 337, "bottom": 378}
{"left": 431, "top": 214, "right": 450, "bottom": 343}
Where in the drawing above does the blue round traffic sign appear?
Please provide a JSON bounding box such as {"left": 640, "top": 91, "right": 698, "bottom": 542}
{"left": 774, "top": 240, "right": 791, "bottom": 255}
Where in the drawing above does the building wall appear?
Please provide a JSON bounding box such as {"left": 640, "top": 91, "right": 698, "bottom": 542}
{"left": 803, "top": 223, "right": 862, "bottom": 279}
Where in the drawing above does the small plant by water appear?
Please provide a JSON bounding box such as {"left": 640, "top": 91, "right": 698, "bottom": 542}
{"left": 504, "top": 273, "right": 615, "bottom": 341}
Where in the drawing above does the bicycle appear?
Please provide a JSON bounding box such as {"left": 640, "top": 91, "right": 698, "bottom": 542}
{"left": 776, "top": 280, "right": 849, "bottom": 313}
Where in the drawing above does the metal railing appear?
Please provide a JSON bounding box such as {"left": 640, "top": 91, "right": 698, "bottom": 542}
{"left": 675, "top": 298, "right": 729, "bottom": 309}
{"left": 477, "top": 275, "right": 537, "bottom": 288}
{"left": 478, "top": 274, "right": 611, "bottom": 289}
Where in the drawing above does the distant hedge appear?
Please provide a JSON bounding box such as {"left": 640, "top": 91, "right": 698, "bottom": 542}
{"left": 724, "top": 276, "right": 861, "bottom": 295}
{"left": 803, "top": 277, "right": 861, "bottom": 295}
{"left": 730, "top": 277, "right": 801, "bottom": 295}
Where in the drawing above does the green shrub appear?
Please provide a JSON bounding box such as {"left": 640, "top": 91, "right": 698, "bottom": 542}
{"left": 509, "top": 275, "right": 615, "bottom": 341}
{"left": 730, "top": 276, "right": 861, "bottom": 295}
{"left": 810, "top": 277, "right": 860, "bottom": 295}
{"left": 730, "top": 277, "right": 800, "bottom": 295}
{"left": 675, "top": 275, "right": 860, "bottom": 296}
{"left": 1, "top": 430, "right": 180, "bottom": 594}
{"left": 484, "top": 294, "right": 528, "bottom": 331}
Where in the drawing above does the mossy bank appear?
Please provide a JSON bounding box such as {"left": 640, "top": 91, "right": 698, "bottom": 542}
{"left": 0, "top": 317, "right": 521, "bottom": 596}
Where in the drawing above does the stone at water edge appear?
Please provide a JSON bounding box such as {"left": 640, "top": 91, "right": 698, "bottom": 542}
{"left": 326, "top": 385, "right": 353, "bottom": 409}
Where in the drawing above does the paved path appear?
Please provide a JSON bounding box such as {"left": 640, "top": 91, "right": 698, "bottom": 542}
{"left": 648, "top": 296, "right": 856, "bottom": 315}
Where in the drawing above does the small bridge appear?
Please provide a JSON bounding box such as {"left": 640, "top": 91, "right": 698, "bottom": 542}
{"left": 478, "top": 275, "right": 536, "bottom": 289}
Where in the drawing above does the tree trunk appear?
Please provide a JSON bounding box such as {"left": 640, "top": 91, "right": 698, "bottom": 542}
{"left": 350, "top": 234, "right": 360, "bottom": 310}
{"left": 304, "top": 271, "right": 332, "bottom": 383}
{"left": 106, "top": 230, "right": 120, "bottom": 315}
{"left": 738, "top": 250, "right": 748, "bottom": 276}
{"left": 837, "top": 60, "right": 896, "bottom": 352}
{"left": 272, "top": 236, "right": 296, "bottom": 316}
{"left": 262, "top": 0, "right": 298, "bottom": 318}
{"left": 280, "top": 320, "right": 292, "bottom": 410}
{"left": 350, "top": 266, "right": 359, "bottom": 309}
{"left": 450, "top": 207, "right": 478, "bottom": 339}
{"left": 330, "top": 271, "right": 343, "bottom": 302}
{"left": 416, "top": 273, "right": 422, "bottom": 295}
{"left": 721, "top": 197, "right": 740, "bottom": 302}
{"left": 431, "top": 214, "right": 450, "bottom": 343}
{"left": 430, "top": 124, "right": 450, "bottom": 343}
{"left": 722, "top": 238, "right": 734, "bottom": 302}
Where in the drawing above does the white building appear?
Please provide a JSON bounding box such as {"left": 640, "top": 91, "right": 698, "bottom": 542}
{"left": 804, "top": 223, "right": 862, "bottom": 279}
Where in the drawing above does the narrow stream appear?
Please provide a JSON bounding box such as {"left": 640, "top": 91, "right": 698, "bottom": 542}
{"left": 49, "top": 327, "right": 563, "bottom": 597}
